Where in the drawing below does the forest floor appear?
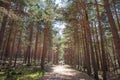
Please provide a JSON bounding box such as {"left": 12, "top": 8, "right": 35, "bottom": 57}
{"left": 39, "top": 65, "right": 93, "bottom": 80}
{"left": 0, "top": 64, "right": 45, "bottom": 80}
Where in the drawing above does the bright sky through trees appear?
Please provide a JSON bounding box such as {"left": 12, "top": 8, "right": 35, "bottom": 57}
{"left": 54, "top": 0, "right": 66, "bottom": 37}
{"left": 54, "top": 22, "right": 66, "bottom": 37}
{"left": 0, "top": 0, "right": 120, "bottom": 80}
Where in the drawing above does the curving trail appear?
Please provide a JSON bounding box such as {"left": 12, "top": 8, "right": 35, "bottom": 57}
{"left": 39, "top": 65, "right": 93, "bottom": 80}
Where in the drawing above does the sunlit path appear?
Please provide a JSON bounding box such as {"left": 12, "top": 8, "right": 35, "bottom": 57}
{"left": 0, "top": 0, "right": 120, "bottom": 80}
{"left": 39, "top": 65, "right": 93, "bottom": 80}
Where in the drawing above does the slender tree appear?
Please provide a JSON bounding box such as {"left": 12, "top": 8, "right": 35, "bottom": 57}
{"left": 104, "top": 0, "right": 120, "bottom": 67}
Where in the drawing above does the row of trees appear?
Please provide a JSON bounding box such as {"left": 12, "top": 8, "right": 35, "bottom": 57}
{"left": 63, "top": 0, "right": 120, "bottom": 80}
{"left": 0, "top": 0, "right": 120, "bottom": 79}
{"left": 0, "top": 0, "right": 59, "bottom": 70}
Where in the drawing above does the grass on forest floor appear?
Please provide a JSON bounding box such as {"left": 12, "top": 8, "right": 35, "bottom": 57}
{"left": 0, "top": 66, "right": 45, "bottom": 80}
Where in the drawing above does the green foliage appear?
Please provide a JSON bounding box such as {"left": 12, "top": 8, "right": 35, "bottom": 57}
{"left": 0, "top": 67, "right": 45, "bottom": 80}
{"left": 0, "top": 7, "right": 22, "bottom": 21}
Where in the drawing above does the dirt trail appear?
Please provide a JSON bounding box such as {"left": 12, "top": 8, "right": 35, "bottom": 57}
{"left": 39, "top": 65, "right": 93, "bottom": 80}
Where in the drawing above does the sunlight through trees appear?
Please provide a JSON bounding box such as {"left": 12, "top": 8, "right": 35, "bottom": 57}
{"left": 0, "top": 0, "right": 120, "bottom": 80}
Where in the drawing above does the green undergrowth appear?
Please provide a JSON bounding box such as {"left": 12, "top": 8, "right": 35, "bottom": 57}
{"left": 0, "top": 66, "right": 45, "bottom": 80}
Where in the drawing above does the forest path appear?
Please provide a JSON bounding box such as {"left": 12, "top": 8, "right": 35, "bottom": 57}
{"left": 39, "top": 65, "right": 93, "bottom": 80}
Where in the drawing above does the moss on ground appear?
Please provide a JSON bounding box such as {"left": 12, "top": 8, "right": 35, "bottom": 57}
{"left": 0, "top": 66, "right": 45, "bottom": 80}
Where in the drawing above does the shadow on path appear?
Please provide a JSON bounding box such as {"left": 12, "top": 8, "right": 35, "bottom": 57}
{"left": 38, "top": 65, "right": 93, "bottom": 80}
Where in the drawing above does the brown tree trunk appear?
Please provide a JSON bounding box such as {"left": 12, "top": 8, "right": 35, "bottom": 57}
{"left": 0, "top": 0, "right": 11, "bottom": 51}
{"left": 0, "top": 15, "right": 8, "bottom": 51}
{"left": 27, "top": 23, "right": 34, "bottom": 66}
{"left": 104, "top": 0, "right": 120, "bottom": 67}
{"left": 94, "top": 21, "right": 102, "bottom": 70}
{"left": 8, "top": 27, "right": 17, "bottom": 65}
{"left": 14, "top": 31, "right": 22, "bottom": 67}
{"left": 82, "top": 24, "right": 91, "bottom": 75}
{"left": 4, "top": 20, "right": 14, "bottom": 62}
{"left": 95, "top": 0, "right": 108, "bottom": 79}
{"left": 85, "top": 13, "right": 99, "bottom": 80}
{"left": 41, "top": 21, "right": 49, "bottom": 70}
{"left": 92, "top": 22, "right": 100, "bottom": 70}
{"left": 34, "top": 27, "right": 39, "bottom": 63}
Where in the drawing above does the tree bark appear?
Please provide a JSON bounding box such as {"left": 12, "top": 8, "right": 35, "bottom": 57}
{"left": 41, "top": 21, "right": 49, "bottom": 70}
{"left": 14, "top": 31, "right": 22, "bottom": 67}
{"left": 27, "top": 23, "right": 34, "bottom": 66}
{"left": 104, "top": 0, "right": 120, "bottom": 67}
{"left": 34, "top": 27, "right": 39, "bottom": 63}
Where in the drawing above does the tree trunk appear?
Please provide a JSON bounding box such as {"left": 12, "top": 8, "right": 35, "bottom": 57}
{"left": 0, "top": 0, "right": 11, "bottom": 52}
{"left": 0, "top": 15, "right": 8, "bottom": 51}
{"left": 34, "top": 27, "right": 39, "bottom": 63}
{"left": 27, "top": 23, "right": 34, "bottom": 66}
{"left": 41, "top": 21, "right": 49, "bottom": 70}
{"left": 14, "top": 31, "right": 22, "bottom": 67}
{"left": 85, "top": 12, "right": 99, "bottom": 80}
{"left": 8, "top": 27, "right": 17, "bottom": 65}
{"left": 104, "top": 0, "right": 120, "bottom": 67}
{"left": 4, "top": 20, "right": 14, "bottom": 62}
{"left": 95, "top": 0, "right": 108, "bottom": 79}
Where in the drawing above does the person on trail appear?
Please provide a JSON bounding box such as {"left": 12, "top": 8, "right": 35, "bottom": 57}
{"left": 59, "top": 60, "right": 64, "bottom": 65}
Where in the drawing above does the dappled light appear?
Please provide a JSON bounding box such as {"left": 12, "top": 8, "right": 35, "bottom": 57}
{"left": 39, "top": 65, "right": 92, "bottom": 80}
{"left": 0, "top": 0, "right": 120, "bottom": 80}
{"left": 52, "top": 65, "right": 77, "bottom": 76}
